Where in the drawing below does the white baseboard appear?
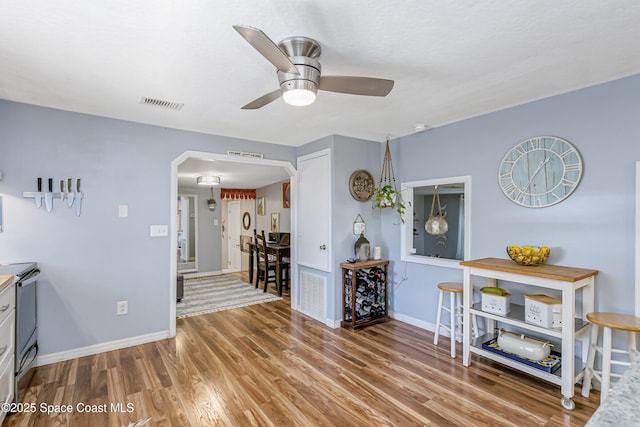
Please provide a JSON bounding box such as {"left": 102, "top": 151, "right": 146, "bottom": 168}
{"left": 390, "top": 310, "right": 444, "bottom": 336}
{"left": 37, "top": 330, "right": 172, "bottom": 367}
{"left": 326, "top": 318, "right": 341, "bottom": 329}
{"left": 291, "top": 305, "right": 339, "bottom": 329}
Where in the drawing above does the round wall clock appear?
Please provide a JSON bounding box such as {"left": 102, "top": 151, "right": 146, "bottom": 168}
{"left": 498, "top": 136, "right": 583, "bottom": 208}
{"left": 348, "top": 170, "right": 375, "bottom": 202}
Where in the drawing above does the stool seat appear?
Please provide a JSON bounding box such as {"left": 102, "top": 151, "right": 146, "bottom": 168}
{"left": 582, "top": 311, "right": 640, "bottom": 403}
{"left": 437, "top": 282, "right": 464, "bottom": 293}
{"left": 586, "top": 312, "right": 640, "bottom": 332}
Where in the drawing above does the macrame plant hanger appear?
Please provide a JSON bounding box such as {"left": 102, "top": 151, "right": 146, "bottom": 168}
{"left": 378, "top": 138, "right": 398, "bottom": 207}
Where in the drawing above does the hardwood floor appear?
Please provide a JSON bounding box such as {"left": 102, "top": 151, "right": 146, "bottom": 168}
{"left": 4, "top": 272, "right": 599, "bottom": 426}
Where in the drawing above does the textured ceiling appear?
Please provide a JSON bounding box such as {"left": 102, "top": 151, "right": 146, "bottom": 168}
{"left": 1, "top": 1, "right": 639, "bottom": 149}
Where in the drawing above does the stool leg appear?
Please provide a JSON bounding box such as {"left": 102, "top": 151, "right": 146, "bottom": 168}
{"left": 450, "top": 290, "right": 456, "bottom": 358}
{"left": 458, "top": 293, "right": 464, "bottom": 342}
{"left": 629, "top": 332, "right": 638, "bottom": 363}
{"left": 582, "top": 323, "right": 598, "bottom": 398}
{"left": 601, "top": 326, "right": 613, "bottom": 402}
{"left": 434, "top": 290, "right": 443, "bottom": 346}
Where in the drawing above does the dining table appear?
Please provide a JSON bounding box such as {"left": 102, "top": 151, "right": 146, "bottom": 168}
{"left": 248, "top": 241, "right": 290, "bottom": 295}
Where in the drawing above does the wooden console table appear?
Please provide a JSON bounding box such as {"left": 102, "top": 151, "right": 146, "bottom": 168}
{"left": 460, "top": 257, "right": 598, "bottom": 410}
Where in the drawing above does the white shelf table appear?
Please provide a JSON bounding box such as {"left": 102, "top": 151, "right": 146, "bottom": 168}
{"left": 460, "top": 257, "right": 598, "bottom": 410}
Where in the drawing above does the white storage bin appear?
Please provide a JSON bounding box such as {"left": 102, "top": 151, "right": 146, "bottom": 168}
{"left": 525, "top": 294, "right": 562, "bottom": 328}
{"left": 481, "top": 291, "right": 510, "bottom": 315}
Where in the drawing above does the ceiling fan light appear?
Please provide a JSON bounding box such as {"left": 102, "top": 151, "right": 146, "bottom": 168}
{"left": 283, "top": 89, "right": 316, "bottom": 106}
{"left": 197, "top": 176, "right": 220, "bottom": 186}
{"left": 281, "top": 79, "right": 318, "bottom": 107}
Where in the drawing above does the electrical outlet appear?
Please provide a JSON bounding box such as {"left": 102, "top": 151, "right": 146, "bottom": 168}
{"left": 117, "top": 301, "right": 128, "bottom": 316}
{"left": 150, "top": 225, "right": 168, "bottom": 236}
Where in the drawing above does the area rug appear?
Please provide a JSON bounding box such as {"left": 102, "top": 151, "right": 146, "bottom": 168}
{"left": 177, "top": 275, "right": 282, "bottom": 318}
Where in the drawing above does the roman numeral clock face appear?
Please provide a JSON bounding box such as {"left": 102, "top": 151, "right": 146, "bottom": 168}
{"left": 498, "top": 136, "right": 583, "bottom": 208}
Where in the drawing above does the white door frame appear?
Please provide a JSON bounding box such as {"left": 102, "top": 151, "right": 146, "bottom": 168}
{"left": 169, "top": 150, "right": 297, "bottom": 337}
{"left": 636, "top": 161, "right": 640, "bottom": 317}
{"left": 226, "top": 201, "right": 242, "bottom": 272}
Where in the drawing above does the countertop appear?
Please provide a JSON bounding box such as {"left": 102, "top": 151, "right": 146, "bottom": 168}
{"left": 459, "top": 257, "right": 599, "bottom": 282}
{"left": 585, "top": 356, "right": 640, "bottom": 426}
{"left": 0, "top": 275, "right": 14, "bottom": 292}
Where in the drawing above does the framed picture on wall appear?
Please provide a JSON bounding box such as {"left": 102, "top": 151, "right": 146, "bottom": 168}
{"left": 282, "top": 182, "right": 291, "bottom": 208}
{"left": 257, "top": 196, "right": 265, "bottom": 216}
{"left": 271, "top": 212, "right": 280, "bottom": 232}
{"left": 240, "top": 235, "right": 252, "bottom": 253}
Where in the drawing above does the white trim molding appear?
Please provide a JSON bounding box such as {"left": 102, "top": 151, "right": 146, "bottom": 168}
{"left": 400, "top": 175, "right": 472, "bottom": 269}
{"left": 636, "top": 161, "right": 640, "bottom": 317}
{"left": 170, "top": 150, "right": 297, "bottom": 337}
{"left": 37, "top": 331, "right": 171, "bottom": 366}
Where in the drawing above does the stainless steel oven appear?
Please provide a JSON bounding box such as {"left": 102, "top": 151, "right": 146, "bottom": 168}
{"left": 0, "top": 262, "right": 39, "bottom": 404}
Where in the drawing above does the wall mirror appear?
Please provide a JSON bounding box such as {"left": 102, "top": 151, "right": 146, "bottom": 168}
{"left": 400, "top": 176, "right": 471, "bottom": 269}
{"left": 177, "top": 194, "right": 198, "bottom": 273}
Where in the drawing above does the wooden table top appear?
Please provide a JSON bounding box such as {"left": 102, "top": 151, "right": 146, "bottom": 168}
{"left": 460, "top": 257, "right": 598, "bottom": 282}
{"left": 0, "top": 275, "right": 14, "bottom": 292}
{"left": 340, "top": 259, "right": 389, "bottom": 270}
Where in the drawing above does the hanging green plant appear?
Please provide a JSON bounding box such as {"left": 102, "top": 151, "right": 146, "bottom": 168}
{"left": 372, "top": 138, "right": 408, "bottom": 223}
{"left": 207, "top": 187, "right": 216, "bottom": 211}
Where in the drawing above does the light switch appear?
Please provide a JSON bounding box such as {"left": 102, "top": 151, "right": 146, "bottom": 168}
{"left": 150, "top": 225, "right": 169, "bottom": 237}
{"left": 214, "top": 219, "right": 219, "bottom": 226}
{"left": 118, "top": 205, "right": 128, "bottom": 217}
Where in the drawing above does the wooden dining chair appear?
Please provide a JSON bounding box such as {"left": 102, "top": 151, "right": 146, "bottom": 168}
{"left": 254, "top": 230, "right": 279, "bottom": 293}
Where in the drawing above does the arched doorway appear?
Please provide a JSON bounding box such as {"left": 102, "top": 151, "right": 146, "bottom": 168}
{"left": 169, "top": 150, "right": 297, "bottom": 336}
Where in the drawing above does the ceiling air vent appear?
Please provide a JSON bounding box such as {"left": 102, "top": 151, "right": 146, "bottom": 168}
{"left": 140, "top": 97, "right": 184, "bottom": 111}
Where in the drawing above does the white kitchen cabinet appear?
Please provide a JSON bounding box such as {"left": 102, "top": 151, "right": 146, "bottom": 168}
{"left": 460, "top": 258, "right": 598, "bottom": 411}
{"left": 0, "top": 276, "right": 15, "bottom": 424}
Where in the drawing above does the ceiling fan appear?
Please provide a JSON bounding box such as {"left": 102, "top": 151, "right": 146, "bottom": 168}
{"left": 233, "top": 25, "right": 394, "bottom": 109}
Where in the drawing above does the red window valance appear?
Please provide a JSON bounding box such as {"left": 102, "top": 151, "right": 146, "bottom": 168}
{"left": 220, "top": 188, "right": 256, "bottom": 200}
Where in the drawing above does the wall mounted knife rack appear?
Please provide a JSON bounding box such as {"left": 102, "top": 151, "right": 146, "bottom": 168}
{"left": 23, "top": 177, "right": 83, "bottom": 216}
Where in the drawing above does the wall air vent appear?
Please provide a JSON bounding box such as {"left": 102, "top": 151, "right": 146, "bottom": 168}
{"left": 140, "top": 97, "right": 184, "bottom": 111}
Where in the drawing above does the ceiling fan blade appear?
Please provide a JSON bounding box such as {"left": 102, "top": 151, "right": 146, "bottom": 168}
{"left": 233, "top": 25, "right": 300, "bottom": 75}
{"left": 241, "top": 89, "right": 282, "bottom": 110}
{"left": 319, "top": 76, "right": 394, "bottom": 96}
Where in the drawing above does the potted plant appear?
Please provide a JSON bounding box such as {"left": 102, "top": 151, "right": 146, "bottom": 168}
{"left": 372, "top": 139, "right": 408, "bottom": 223}
{"left": 207, "top": 187, "right": 216, "bottom": 211}
{"left": 372, "top": 185, "right": 408, "bottom": 223}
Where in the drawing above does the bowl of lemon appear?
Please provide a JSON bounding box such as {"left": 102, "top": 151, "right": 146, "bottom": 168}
{"left": 506, "top": 245, "right": 550, "bottom": 266}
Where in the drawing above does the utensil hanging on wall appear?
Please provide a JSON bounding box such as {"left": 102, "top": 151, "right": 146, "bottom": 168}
{"left": 75, "top": 178, "right": 83, "bottom": 216}
{"left": 59, "top": 180, "right": 66, "bottom": 203}
{"left": 35, "top": 178, "right": 43, "bottom": 208}
{"left": 425, "top": 186, "right": 448, "bottom": 235}
{"left": 67, "top": 178, "right": 74, "bottom": 207}
{"left": 44, "top": 178, "right": 54, "bottom": 212}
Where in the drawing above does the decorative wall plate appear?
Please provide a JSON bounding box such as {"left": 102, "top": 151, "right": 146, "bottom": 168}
{"left": 498, "top": 136, "right": 583, "bottom": 208}
{"left": 349, "top": 169, "right": 375, "bottom": 202}
{"left": 242, "top": 212, "right": 251, "bottom": 230}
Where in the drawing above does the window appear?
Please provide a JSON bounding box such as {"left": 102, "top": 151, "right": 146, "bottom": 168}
{"left": 400, "top": 176, "right": 471, "bottom": 269}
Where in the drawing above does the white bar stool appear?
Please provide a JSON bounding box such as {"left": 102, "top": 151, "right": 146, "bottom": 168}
{"left": 434, "top": 282, "right": 478, "bottom": 358}
{"left": 581, "top": 312, "right": 640, "bottom": 403}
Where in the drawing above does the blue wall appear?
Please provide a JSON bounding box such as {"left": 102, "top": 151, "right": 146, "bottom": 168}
{"left": 384, "top": 74, "right": 640, "bottom": 328}
{"left": 0, "top": 101, "right": 296, "bottom": 356}
{"left": 0, "top": 73, "right": 638, "bottom": 358}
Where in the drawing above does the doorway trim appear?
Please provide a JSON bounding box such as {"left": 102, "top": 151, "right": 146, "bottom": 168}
{"left": 170, "top": 150, "right": 297, "bottom": 337}
{"left": 226, "top": 201, "right": 242, "bottom": 272}
{"left": 177, "top": 193, "right": 199, "bottom": 274}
